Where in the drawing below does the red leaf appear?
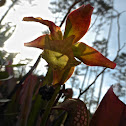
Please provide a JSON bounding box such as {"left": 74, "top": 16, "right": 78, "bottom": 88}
{"left": 89, "top": 86, "right": 126, "bottom": 126}
{"left": 18, "top": 75, "right": 38, "bottom": 126}
{"left": 64, "top": 4, "right": 94, "bottom": 44}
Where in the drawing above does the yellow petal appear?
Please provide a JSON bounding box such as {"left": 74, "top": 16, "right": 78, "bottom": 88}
{"left": 42, "top": 49, "right": 69, "bottom": 70}
{"left": 52, "top": 67, "right": 75, "bottom": 85}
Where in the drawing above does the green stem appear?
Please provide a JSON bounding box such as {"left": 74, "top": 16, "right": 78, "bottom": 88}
{"left": 40, "top": 85, "right": 61, "bottom": 126}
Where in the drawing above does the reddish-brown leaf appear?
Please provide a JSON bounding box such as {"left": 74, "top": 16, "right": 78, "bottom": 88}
{"left": 24, "top": 34, "right": 47, "bottom": 49}
{"left": 64, "top": 4, "right": 94, "bottom": 44}
{"left": 23, "top": 17, "right": 62, "bottom": 40}
{"left": 89, "top": 86, "right": 126, "bottom": 126}
{"left": 52, "top": 67, "right": 75, "bottom": 85}
{"left": 72, "top": 42, "right": 116, "bottom": 69}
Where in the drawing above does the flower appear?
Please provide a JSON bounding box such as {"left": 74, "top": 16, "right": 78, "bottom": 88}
{"left": 23, "top": 4, "right": 116, "bottom": 85}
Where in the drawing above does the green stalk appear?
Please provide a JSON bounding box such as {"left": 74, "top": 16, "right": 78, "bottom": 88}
{"left": 40, "top": 85, "right": 60, "bottom": 126}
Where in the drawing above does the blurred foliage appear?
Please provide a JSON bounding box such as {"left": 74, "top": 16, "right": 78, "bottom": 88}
{"left": 0, "top": 22, "right": 16, "bottom": 80}
{"left": 0, "top": 23, "right": 15, "bottom": 47}
{"left": 113, "top": 52, "right": 126, "bottom": 98}
{"left": 0, "top": 0, "right": 6, "bottom": 7}
{"left": 0, "top": 0, "right": 36, "bottom": 79}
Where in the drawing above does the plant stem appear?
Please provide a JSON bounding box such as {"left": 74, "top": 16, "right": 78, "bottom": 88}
{"left": 40, "top": 85, "right": 60, "bottom": 126}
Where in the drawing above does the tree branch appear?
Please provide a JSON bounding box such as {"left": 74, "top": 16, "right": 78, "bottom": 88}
{"left": 59, "top": 0, "right": 82, "bottom": 27}
{"left": 78, "top": 67, "right": 106, "bottom": 98}
{"left": 88, "top": 13, "right": 99, "bottom": 31}
{"left": 0, "top": 0, "right": 18, "bottom": 24}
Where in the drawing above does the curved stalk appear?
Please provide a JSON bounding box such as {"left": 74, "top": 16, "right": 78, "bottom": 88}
{"left": 40, "top": 85, "right": 60, "bottom": 126}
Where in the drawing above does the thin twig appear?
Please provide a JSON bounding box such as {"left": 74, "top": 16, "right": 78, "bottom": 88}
{"left": 78, "top": 5, "right": 126, "bottom": 99}
{"left": 114, "top": 43, "right": 126, "bottom": 62}
{"left": 117, "top": 14, "right": 121, "bottom": 51}
{"left": 59, "top": 0, "right": 82, "bottom": 27}
{"left": 112, "top": 9, "right": 126, "bottom": 57}
{"left": 0, "top": 0, "right": 18, "bottom": 24}
{"left": 96, "top": 6, "right": 113, "bottom": 104}
{"left": 81, "top": 66, "right": 89, "bottom": 89}
{"left": 88, "top": 13, "right": 99, "bottom": 31}
{"left": 78, "top": 67, "right": 106, "bottom": 98}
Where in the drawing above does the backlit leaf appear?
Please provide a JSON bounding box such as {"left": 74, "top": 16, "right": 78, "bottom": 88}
{"left": 52, "top": 67, "right": 75, "bottom": 85}
{"left": 23, "top": 17, "right": 62, "bottom": 40}
{"left": 72, "top": 42, "right": 116, "bottom": 69}
{"left": 24, "top": 35, "right": 47, "bottom": 49}
{"left": 64, "top": 4, "right": 94, "bottom": 44}
{"left": 44, "top": 35, "right": 75, "bottom": 54}
{"left": 42, "top": 49, "right": 69, "bottom": 70}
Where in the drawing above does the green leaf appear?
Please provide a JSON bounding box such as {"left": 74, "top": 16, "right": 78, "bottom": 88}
{"left": 0, "top": 71, "right": 12, "bottom": 80}
{"left": 0, "top": 71, "right": 9, "bottom": 79}
{"left": 23, "top": 17, "right": 62, "bottom": 40}
{"left": 27, "top": 69, "right": 53, "bottom": 126}
{"left": 42, "top": 49, "right": 69, "bottom": 70}
{"left": 27, "top": 95, "right": 43, "bottom": 126}
{"left": 40, "top": 85, "right": 61, "bottom": 126}
{"left": 6, "top": 64, "right": 26, "bottom": 67}
{"left": 4, "top": 92, "right": 20, "bottom": 125}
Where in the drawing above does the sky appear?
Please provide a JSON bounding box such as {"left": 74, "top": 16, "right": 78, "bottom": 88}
{"left": 2, "top": 0, "right": 52, "bottom": 64}
{"left": 1, "top": 0, "right": 126, "bottom": 105}
{"left": 1, "top": 0, "right": 53, "bottom": 74}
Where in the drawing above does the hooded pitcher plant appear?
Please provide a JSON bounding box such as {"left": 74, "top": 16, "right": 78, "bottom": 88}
{"left": 23, "top": 4, "right": 116, "bottom": 85}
